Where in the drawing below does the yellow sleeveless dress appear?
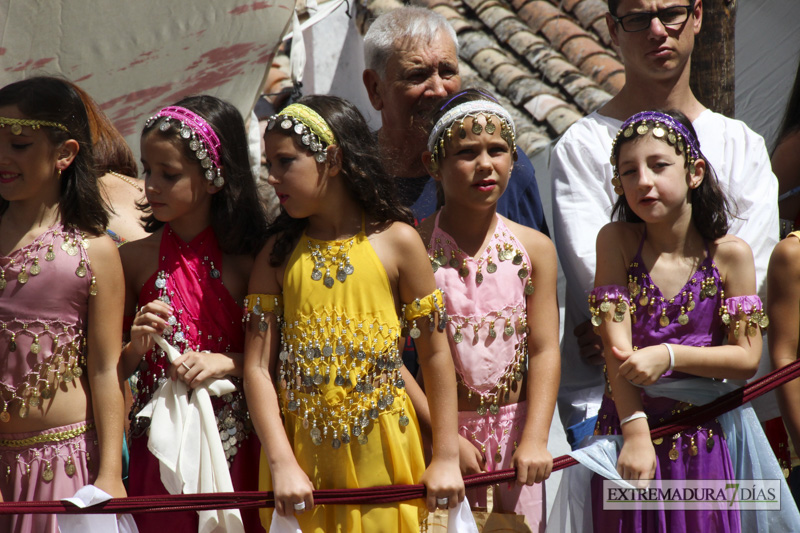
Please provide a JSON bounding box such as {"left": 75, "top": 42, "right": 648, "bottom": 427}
{"left": 253, "top": 227, "right": 427, "bottom": 532}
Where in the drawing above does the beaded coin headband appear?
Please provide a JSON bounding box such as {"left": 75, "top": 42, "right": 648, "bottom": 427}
{"left": 145, "top": 106, "right": 225, "bottom": 187}
{"left": 0, "top": 117, "right": 69, "bottom": 136}
{"left": 610, "top": 111, "right": 701, "bottom": 195}
{"left": 266, "top": 103, "right": 337, "bottom": 163}
{"left": 427, "top": 100, "right": 516, "bottom": 174}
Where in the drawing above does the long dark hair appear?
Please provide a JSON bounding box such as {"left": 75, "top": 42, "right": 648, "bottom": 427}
{"left": 611, "top": 109, "right": 731, "bottom": 241}
{"left": 141, "top": 95, "right": 268, "bottom": 256}
{"left": 0, "top": 76, "right": 108, "bottom": 235}
{"left": 266, "top": 95, "right": 412, "bottom": 266}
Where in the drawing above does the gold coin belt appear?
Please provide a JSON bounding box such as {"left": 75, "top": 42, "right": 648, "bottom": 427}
{"left": 0, "top": 423, "right": 94, "bottom": 483}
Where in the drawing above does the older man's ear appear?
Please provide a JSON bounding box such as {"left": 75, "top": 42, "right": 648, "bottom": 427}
{"left": 362, "top": 69, "right": 385, "bottom": 111}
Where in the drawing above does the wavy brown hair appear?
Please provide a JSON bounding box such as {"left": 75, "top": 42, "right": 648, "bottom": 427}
{"left": 266, "top": 94, "right": 413, "bottom": 266}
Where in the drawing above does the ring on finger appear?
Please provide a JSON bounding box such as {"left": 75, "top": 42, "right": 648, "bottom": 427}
{"left": 436, "top": 497, "right": 449, "bottom": 509}
{"left": 293, "top": 501, "right": 306, "bottom": 511}
{"left": 181, "top": 362, "right": 191, "bottom": 371}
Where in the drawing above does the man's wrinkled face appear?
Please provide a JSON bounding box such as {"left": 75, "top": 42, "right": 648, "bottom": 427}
{"left": 373, "top": 31, "right": 461, "bottom": 133}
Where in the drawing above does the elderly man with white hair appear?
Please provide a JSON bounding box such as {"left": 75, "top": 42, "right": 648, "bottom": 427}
{"left": 362, "top": 6, "right": 548, "bottom": 232}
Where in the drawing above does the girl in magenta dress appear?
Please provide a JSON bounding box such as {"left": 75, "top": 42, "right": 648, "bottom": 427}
{"left": 120, "top": 96, "right": 268, "bottom": 532}
{"left": 417, "top": 89, "right": 560, "bottom": 529}
{"left": 548, "top": 110, "right": 799, "bottom": 532}
{"left": 0, "top": 77, "right": 127, "bottom": 532}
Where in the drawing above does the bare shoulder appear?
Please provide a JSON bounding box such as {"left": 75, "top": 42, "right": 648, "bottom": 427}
{"left": 119, "top": 231, "right": 160, "bottom": 284}
{"left": 770, "top": 234, "right": 800, "bottom": 273}
{"left": 597, "top": 221, "right": 640, "bottom": 248}
{"left": 712, "top": 234, "right": 754, "bottom": 268}
{"left": 84, "top": 232, "right": 122, "bottom": 263}
{"left": 502, "top": 216, "right": 555, "bottom": 260}
{"left": 416, "top": 213, "right": 438, "bottom": 249}
{"left": 372, "top": 220, "right": 425, "bottom": 251}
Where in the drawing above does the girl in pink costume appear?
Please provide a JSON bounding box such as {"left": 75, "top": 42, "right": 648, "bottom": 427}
{"left": 121, "top": 96, "right": 269, "bottom": 532}
{"left": 0, "top": 77, "right": 127, "bottom": 532}
{"left": 417, "top": 89, "right": 560, "bottom": 530}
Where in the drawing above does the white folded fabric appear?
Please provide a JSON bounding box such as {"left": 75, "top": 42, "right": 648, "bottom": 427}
{"left": 137, "top": 334, "right": 243, "bottom": 533}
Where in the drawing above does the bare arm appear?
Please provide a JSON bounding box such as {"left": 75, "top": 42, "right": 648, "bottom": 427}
{"left": 768, "top": 236, "right": 800, "bottom": 458}
{"left": 509, "top": 223, "right": 560, "bottom": 484}
{"left": 243, "top": 240, "right": 314, "bottom": 517}
{"left": 86, "top": 235, "right": 127, "bottom": 498}
{"left": 393, "top": 223, "right": 464, "bottom": 511}
{"left": 594, "top": 224, "right": 655, "bottom": 483}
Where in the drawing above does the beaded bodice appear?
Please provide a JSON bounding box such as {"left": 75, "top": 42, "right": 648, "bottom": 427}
{"left": 0, "top": 223, "right": 94, "bottom": 421}
{"left": 589, "top": 235, "right": 768, "bottom": 396}
{"left": 130, "top": 225, "right": 250, "bottom": 463}
{"left": 428, "top": 214, "right": 531, "bottom": 415}
{"left": 246, "top": 228, "right": 444, "bottom": 449}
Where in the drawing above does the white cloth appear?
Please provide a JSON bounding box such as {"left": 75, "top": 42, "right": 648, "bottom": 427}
{"left": 136, "top": 335, "right": 242, "bottom": 533}
{"left": 546, "top": 378, "right": 800, "bottom": 532}
{"left": 59, "top": 485, "right": 138, "bottom": 533}
{"left": 550, "top": 109, "right": 780, "bottom": 428}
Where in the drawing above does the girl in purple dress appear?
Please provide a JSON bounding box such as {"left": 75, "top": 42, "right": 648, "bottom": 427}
{"left": 549, "top": 110, "right": 798, "bottom": 532}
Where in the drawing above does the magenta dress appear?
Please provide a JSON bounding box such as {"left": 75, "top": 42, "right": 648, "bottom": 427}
{"left": 588, "top": 236, "right": 750, "bottom": 532}
{"left": 126, "top": 225, "right": 263, "bottom": 532}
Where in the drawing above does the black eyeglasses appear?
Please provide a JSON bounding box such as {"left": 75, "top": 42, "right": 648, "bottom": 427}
{"left": 612, "top": 4, "right": 695, "bottom": 33}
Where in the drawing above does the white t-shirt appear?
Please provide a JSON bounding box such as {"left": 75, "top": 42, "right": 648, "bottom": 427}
{"left": 551, "top": 109, "right": 779, "bottom": 428}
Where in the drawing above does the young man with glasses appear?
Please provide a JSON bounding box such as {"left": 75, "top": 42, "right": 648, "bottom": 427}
{"left": 551, "top": 0, "right": 779, "bottom": 447}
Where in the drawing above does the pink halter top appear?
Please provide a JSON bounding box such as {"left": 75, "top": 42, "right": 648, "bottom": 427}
{"left": 0, "top": 223, "right": 94, "bottom": 420}
{"left": 428, "top": 214, "right": 532, "bottom": 414}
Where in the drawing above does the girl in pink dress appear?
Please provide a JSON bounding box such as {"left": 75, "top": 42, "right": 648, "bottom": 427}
{"left": 417, "top": 89, "right": 560, "bottom": 530}
{"left": 0, "top": 77, "right": 127, "bottom": 533}
{"left": 120, "top": 96, "right": 269, "bottom": 532}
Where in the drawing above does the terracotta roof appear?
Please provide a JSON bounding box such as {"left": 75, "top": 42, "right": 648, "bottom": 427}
{"left": 358, "top": 0, "right": 625, "bottom": 156}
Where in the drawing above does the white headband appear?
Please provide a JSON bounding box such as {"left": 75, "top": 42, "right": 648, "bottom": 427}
{"left": 426, "top": 100, "right": 516, "bottom": 153}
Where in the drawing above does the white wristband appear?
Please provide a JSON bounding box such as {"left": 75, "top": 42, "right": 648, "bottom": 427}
{"left": 620, "top": 411, "right": 648, "bottom": 426}
{"left": 662, "top": 343, "right": 675, "bottom": 372}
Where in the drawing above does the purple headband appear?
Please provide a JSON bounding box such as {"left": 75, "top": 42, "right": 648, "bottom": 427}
{"left": 145, "top": 106, "right": 225, "bottom": 187}
{"left": 609, "top": 111, "right": 701, "bottom": 195}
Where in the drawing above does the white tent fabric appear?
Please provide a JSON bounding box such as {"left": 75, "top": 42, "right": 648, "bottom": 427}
{"left": 0, "top": 0, "right": 295, "bottom": 159}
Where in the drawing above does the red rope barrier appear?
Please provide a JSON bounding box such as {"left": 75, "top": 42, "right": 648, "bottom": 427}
{"left": 2, "top": 358, "right": 799, "bottom": 515}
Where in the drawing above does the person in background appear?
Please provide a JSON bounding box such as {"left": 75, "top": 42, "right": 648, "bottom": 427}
{"left": 550, "top": 0, "right": 779, "bottom": 448}
{"left": 361, "top": 6, "right": 548, "bottom": 233}
{"left": 66, "top": 82, "right": 147, "bottom": 246}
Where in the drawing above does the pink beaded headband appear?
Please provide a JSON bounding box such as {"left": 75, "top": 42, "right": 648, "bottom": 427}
{"left": 145, "top": 106, "right": 225, "bottom": 187}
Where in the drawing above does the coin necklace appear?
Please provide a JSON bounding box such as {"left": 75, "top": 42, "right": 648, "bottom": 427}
{"left": 308, "top": 238, "right": 355, "bottom": 288}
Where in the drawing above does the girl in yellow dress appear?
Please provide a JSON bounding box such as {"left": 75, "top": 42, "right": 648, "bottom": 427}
{"left": 244, "top": 95, "right": 464, "bottom": 532}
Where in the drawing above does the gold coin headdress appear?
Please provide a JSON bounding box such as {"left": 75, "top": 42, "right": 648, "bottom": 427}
{"left": 0, "top": 117, "right": 69, "bottom": 136}
{"left": 427, "top": 100, "right": 516, "bottom": 173}
{"left": 267, "top": 103, "right": 337, "bottom": 163}
{"left": 609, "top": 111, "right": 701, "bottom": 195}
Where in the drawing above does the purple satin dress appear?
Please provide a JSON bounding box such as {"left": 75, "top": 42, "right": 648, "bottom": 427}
{"left": 588, "top": 235, "right": 761, "bottom": 532}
